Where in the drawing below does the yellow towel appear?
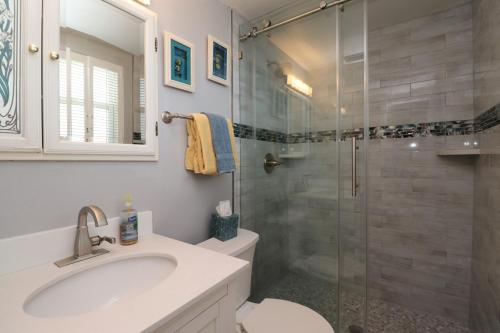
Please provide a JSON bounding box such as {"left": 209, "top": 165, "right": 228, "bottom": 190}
{"left": 226, "top": 119, "right": 240, "bottom": 169}
{"left": 185, "top": 113, "right": 217, "bottom": 175}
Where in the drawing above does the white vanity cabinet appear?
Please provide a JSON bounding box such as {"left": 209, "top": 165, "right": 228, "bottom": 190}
{"left": 176, "top": 303, "right": 220, "bottom": 333}
{"left": 0, "top": 0, "right": 43, "bottom": 156}
{"left": 152, "top": 286, "right": 236, "bottom": 333}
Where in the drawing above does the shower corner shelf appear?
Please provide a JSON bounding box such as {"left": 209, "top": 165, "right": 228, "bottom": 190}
{"left": 435, "top": 149, "right": 498, "bottom": 156}
{"left": 279, "top": 152, "right": 309, "bottom": 159}
{"left": 437, "top": 149, "right": 481, "bottom": 156}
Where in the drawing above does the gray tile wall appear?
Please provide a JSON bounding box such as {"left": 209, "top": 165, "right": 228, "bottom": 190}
{"left": 236, "top": 32, "right": 300, "bottom": 298}
{"left": 471, "top": 152, "right": 500, "bottom": 332}
{"left": 470, "top": 0, "right": 500, "bottom": 331}
{"left": 472, "top": 0, "right": 500, "bottom": 118}
{"left": 369, "top": 3, "right": 474, "bottom": 126}
{"left": 368, "top": 136, "right": 475, "bottom": 322}
{"left": 367, "top": 3, "right": 475, "bottom": 323}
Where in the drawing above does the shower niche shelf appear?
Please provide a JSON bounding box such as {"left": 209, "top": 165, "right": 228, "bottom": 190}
{"left": 279, "top": 152, "right": 309, "bottom": 159}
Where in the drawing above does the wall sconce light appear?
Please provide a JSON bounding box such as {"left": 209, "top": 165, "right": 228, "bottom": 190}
{"left": 135, "top": 0, "right": 150, "bottom": 6}
{"left": 286, "top": 75, "right": 313, "bottom": 97}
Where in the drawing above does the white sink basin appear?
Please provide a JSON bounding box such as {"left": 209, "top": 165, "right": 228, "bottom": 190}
{"left": 24, "top": 255, "right": 177, "bottom": 317}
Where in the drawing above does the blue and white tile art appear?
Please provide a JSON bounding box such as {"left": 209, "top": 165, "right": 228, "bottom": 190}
{"left": 0, "top": 0, "right": 19, "bottom": 134}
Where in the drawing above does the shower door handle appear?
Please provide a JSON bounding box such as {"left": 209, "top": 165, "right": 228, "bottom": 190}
{"left": 352, "top": 137, "right": 357, "bottom": 197}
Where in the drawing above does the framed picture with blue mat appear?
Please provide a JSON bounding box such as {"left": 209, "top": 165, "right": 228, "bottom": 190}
{"left": 164, "top": 32, "right": 195, "bottom": 92}
{"left": 207, "top": 35, "right": 230, "bottom": 86}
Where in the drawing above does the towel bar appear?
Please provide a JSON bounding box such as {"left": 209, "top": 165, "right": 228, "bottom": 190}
{"left": 161, "top": 111, "right": 194, "bottom": 124}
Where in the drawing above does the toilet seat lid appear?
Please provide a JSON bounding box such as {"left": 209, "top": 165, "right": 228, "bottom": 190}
{"left": 241, "top": 298, "right": 334, "bottom": 333}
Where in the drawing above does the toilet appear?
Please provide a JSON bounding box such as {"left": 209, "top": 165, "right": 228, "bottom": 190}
{"left": 198, "top": 229, "right": 334, "bottom": 333}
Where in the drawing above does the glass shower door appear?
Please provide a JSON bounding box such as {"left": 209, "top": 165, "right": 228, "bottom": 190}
{"left": 237, "top": 1, "right": 367, "bottom": 332}
{"left": 338, "top": 1, "right": 368, "bottom": 332}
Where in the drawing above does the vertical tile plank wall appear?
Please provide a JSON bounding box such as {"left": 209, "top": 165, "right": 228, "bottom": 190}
{"left": 236, "top": 29, "right": 308, "bottom": 297}
{"left": 367, "top": 2, "right": 475, "bottom": 322}
{"left": 470, "top": 0, "right": 500, "bottom": 331}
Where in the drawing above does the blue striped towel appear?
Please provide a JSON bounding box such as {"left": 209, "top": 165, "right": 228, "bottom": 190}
{"left": 203, "top": 113, "right": 236, "bottom": 173}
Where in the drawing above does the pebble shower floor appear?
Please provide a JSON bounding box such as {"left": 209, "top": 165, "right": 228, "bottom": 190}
{"left": 252, "top": 271, "right": 474, "bottom": 333}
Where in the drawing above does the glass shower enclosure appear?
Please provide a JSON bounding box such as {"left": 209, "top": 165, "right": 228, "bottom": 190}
{"left": 237, "top": 0, "right": 368, "bottom": 332}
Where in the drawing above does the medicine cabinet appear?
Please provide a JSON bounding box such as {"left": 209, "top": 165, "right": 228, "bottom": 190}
{"left": 0, "top": 0, "right": 159, "bottom": 160}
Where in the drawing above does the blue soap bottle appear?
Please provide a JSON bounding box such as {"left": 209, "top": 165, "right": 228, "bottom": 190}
{"left": 120, "top": 194, "right": 138, "bottom": 245}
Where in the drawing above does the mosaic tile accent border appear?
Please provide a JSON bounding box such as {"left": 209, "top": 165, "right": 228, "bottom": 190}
{"left": 234, "top": 120, "right": 475, "bottom": 143}
{"left": 233, "top": 123, "right": 253, "bottom": 139}
{"left": 370, "top": 120, "right": 474, "bottom": 139}
{"left": 475, "top": 103, "right": 500, "bottom": 132}
{"left": 234, "top": 103, "right": 499, "bottom": 143}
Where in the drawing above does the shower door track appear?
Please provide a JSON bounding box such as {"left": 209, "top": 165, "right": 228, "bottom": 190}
{"left": 239, "top": 0, "right": 353, "bottom": 41}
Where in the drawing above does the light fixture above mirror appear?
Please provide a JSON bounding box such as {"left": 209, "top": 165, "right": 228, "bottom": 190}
{"left": 286, "top": 75, "right": 313, "bottom": 97}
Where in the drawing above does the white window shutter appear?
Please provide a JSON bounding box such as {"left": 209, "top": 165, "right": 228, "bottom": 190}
{"left": 59, "top": 50, "right": 123, "bottom": 144}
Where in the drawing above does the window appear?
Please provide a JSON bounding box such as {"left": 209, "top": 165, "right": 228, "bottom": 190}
{"left": 59, "top": 49, "right": 123, "bottom": 143}
{"left": 93, "top": 66, "right": 120, "bottom": 143}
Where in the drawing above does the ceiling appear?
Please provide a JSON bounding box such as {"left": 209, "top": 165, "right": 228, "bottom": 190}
{"left": 219, "top": 0, "right": 302, "bottom": 21}
{"left": 61, "top": 0, "right": 144, "bottom": 55}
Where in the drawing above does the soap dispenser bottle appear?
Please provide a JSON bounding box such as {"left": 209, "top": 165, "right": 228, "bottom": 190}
{"left": 120, "top": 194, "right": 138, "bottom": 245}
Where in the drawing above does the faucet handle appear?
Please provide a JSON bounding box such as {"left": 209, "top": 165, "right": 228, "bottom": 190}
{"left": 90, "top": 235, "right": 116, "bottom": 246}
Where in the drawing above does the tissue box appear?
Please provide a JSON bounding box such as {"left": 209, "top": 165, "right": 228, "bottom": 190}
{"left": 210, "top": 214, "right": 239, "bottom": 241}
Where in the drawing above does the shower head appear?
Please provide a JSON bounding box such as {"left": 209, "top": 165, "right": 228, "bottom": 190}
{"left": 266, "top": 60, "right": 281, "bottom": 67}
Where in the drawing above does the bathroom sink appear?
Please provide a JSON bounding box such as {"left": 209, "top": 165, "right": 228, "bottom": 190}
{"left": 24, "top": 255, "right": 177, "bottom": 317}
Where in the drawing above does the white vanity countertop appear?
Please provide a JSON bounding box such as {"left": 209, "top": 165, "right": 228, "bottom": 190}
{"left": 0, "top": 234, "right": 248, "bottom": 333}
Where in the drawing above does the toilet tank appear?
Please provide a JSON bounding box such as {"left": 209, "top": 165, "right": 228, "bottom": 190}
{"left": 197, "top": 229, "right": 259, "bottom": 308}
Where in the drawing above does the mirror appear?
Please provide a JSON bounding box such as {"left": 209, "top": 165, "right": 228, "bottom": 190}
{"left": 59, "top": 0, "right": 145, "bottom": 145}
{"left": 279, "top": 87, "right": 311, "bottom": 158}
{"left": 287, "top": 91, "right": 311, "bottom": 135}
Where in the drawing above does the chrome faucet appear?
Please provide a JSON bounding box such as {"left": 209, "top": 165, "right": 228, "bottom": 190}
{"left": 55, "top": 205, "right": 116, "bottom": 267}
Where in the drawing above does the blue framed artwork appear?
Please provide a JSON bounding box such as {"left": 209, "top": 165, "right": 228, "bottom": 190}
{"left": 164, "top": 32, "right": 195, "bottom": 92}
{"left": 207, "top": 35, "right": 230, "bottom": 87}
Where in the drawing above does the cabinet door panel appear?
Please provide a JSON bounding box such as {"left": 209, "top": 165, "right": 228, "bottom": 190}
{"left": 0, "top": 0, "right": 42, "bottom": 154}
{"left": 178, "top": 303, "right": 220, "bottom": 333}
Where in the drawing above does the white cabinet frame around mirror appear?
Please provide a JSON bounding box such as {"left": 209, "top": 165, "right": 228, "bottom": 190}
{"left": 0, "top": 0, "right": 43, "bottom": 156}
{"left": 43, "top": 0, "right": 159, "bottom": 160}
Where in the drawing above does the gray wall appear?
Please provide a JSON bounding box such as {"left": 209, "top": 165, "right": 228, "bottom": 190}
{"left": 0, "top": 0, "right": 233, "bottom": 244}
{"left": 470, "top": 0, "right": 500, "bottom": 331}
{"left": 367, "top": 2, "right": 475, "bottom": 322}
